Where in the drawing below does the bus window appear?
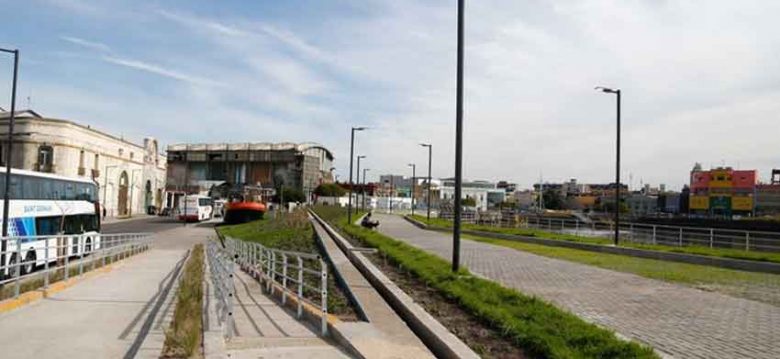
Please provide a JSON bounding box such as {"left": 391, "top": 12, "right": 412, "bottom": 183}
{"left": 8, "top": 174, "right": 20, "bottom": 199}
{"left": 199, "top": 198, "right": 212, "bottom": 206}
{"left": 63, "top": 214, "right": 99, "bottom": 234}
{"left": 36, "top": 216, "right": 62, "bottom": 236}
{"left": 64, "top": 182, "right": 75, "bottom": 200}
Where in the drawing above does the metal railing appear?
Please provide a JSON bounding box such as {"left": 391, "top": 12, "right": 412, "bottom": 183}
{"left": 511, "top": 216, "right": 780, "bottom": 252}
{"left": 0, "top": 233, "right": 151, "bottom": 299}
{"left": 223, "top": 236, "right": 329, "bottom": 335}
{"left": 206, "top": 241, "right": 236, "bottom": 339}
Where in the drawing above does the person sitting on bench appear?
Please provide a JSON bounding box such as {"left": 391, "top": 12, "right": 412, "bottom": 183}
{"left": 361, "top": 212, "right": 380, "bottom": 229}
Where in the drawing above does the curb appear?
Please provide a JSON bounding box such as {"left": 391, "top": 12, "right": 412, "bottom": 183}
{"left": 403, "top": 216, "right": 780, "bottom": 275}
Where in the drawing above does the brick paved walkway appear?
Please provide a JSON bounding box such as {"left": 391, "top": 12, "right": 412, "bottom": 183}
{"left": 375, "top": 214, "right": 780, "bottom": 359}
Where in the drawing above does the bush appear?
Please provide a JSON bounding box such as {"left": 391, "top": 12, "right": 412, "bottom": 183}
{"left": 315, "top": 183, "right": 347, "bottom": 197}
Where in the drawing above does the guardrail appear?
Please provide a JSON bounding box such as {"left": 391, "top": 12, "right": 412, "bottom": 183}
{"left": 223, "top": 236, "right": 329, "bottom": 335}
{"left": 206, "top": 241, "right": 236, "bottom": 339}
{"left": 0, "top": 233, "right": 151, "bottom": 299}
{"left": 518, "top": 217, "right": 780, "bottom": 252}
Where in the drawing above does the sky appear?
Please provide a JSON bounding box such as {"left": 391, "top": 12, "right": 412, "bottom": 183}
{"left": 0, "top": 0, "right": 779, "bottom": 190}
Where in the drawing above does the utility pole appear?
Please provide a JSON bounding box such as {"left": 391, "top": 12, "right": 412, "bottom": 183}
{"left": 408, "top": 163, "right": 416, "bottom": 216}
{"left": 348, "top": 127, "right": 366, "bottom": 224}
{"left": 356, "top": 155, "right": 365, "bottom": 215}
{"left": 596, "top": 86, "right": 622, "bottom": 246}
{"left": 452, "top": 0, "right": 465, "bottom": 272}
{"left": 420, "top": 144, "right": 433, "bottom": 221}
{"left": 0, "top": 48, "right": 19, "bottom": 275}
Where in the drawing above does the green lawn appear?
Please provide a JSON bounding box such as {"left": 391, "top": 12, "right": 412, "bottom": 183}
{"left": 315, "top": 206, "right": 656, "bottom": 359}
{"left": 410, "top": 215, "right": 780, "bottom": 264}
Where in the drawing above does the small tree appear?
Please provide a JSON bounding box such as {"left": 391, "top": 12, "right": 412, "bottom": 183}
{"left": 461, "top": 197, "right": 477, "bottom": 207}
{"left": 274, "top": 187, "right": 306, "bottom": 204}
{"left": 543, "top": 189, "right": 564, "bottom": 210}
{"left": 314, "top": 183, "right": 346, "bottom": 197}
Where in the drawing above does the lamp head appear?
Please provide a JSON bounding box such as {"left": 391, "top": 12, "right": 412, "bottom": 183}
{"left": 595, "top": 86, "right": 620, "bottom": 94}
{"left": 353, "top": 126, "right": 367, "bottom": 131}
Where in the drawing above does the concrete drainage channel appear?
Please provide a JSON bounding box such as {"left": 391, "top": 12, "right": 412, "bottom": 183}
{"left": 309, "top": 210, "right": 479, "bottom": 359}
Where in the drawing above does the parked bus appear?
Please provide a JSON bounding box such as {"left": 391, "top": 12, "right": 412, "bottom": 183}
{"left": 0, "top": 167, "right": 101, "bottom": 276}
{"left": 179, "top": 195, "right": 213, "bottom": 222}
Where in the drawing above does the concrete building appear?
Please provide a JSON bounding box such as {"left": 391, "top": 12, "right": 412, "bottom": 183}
{"left": 0, "top": 110, "right": 167, "bottom": 217}
{"left": 689, "top": 164, "right": 756, "bottom": 217}
{"left": 626, "top": 194, "right": 658, "bottom": 217}
{"left": 166, "top": 142, "right": 334, "bottom": 201}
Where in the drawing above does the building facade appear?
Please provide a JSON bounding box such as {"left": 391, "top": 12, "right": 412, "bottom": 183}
{"left": 166, "top": 142, "right": 334, "bottom": 201}
{"left": 439, "top": 178, "right": 505, "bottom": 211}
{"left": 689, "top": 164, "right": 756, "bottom": 217}
{"left": 0, "top": 110, "right": 167, "bottom": 217}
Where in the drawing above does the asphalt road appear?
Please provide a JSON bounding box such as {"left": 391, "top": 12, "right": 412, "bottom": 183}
{"left": 101, "top": 216, "right": 187, "bottom": 234}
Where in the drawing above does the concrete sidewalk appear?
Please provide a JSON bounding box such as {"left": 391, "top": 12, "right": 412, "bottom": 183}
{"left": 219, "top": 270, "right": 351, "bottom": 359}
{"left": 376, "top": 214, "right": 780, "bottom": 359}
{"left": 0, "top": 225, "right": 209, "bottom": 358}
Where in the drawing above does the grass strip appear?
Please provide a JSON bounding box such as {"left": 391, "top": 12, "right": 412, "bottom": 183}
{"left": 411, "top": 215, "right": 780, "bottom": 264}
{"left": 163, "top": 244, "right": 204, "bottom": 358}
{"left": 315, "top": 206, "right": 656, "bottom": 359}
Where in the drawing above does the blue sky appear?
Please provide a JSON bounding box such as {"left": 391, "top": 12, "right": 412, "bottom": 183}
{"left": 1, "top": 0, "right": 779, "bottom": 190}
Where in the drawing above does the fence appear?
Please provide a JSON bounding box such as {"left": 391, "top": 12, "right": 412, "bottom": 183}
{"left": 221, "top": 237, "right": 329, "bottom": 336}
{"left": 0, "top": 233, "right": 151, "bottom": 299}
{"left": 519, "top": 216, "right": 780, "bottom": 252}
{"left": 206, "top": 241, "right": 236, "bottom": 339}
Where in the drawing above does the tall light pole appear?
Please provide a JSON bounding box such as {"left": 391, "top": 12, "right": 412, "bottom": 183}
{"left": 355, "top": 155, "right": 365, "bottom": 215}
{"left": 452, "top": 0, "right": 465, "bottom": 272}
{"left": 1, "top": 48, "right": 19, "bottom": 274}
{"left": 348, "top": 127, "right": 366, "bottom": 224}
{"left": 408, "top": 163, "right": 416, "bottom": 215}
{"left": 420, "top": 143, "right": 432, "bottom": 221}
{"left": 596, "top": 86, "right": 621, "bottom": 246}
{"left": 362, "top": 168, "right": 370, "bottom": 212}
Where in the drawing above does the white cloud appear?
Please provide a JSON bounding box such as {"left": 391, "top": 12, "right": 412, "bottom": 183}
{"left": 60, "top": 36, "right": 111, "bottom": 52}
{"left": 101, "top": 55, "right": 224, "bottom": 87}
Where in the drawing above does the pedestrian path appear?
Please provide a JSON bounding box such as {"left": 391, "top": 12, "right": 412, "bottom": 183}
{"left": 375, "top": 214, "right": 780, "bottom": 359}
{"left": 0, "top": 225, "right": 202, "bottom": 358}
{"left": 222, "top": 270, "right": 350, "bottom": 359}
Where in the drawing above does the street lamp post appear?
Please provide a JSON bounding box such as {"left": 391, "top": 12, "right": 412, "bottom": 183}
{"left": 408, "top": 163, "right": 416, "bottom": 216}
{"left": 1, "top": 48, "right": 19, "bottom": 273}
{"left": 452, "top": 0, "right": 465, "bottom": 272}
{"left": 356, "top": 155, "right": 365, "bottom": 215}
{"left": 596, "top": 86, "right": 622, "bottom": 246}
{"left": 348, "top": 127, "right": 366, "bottom": 224}
{"left": 420, "top": 143, "right": 432, "bottom": 221}
{"left": 362, "top": 168, "right": 370, "bottom": 212}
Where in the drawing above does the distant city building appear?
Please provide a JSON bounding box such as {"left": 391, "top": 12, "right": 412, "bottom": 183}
{"left": 166, "top": 142, "right": 333, "bottom": 201}
{"left": 0, "top": 110, "right": 167, "bottom": 218}
{"left": 755, "top": 169, "right": 780, "bottom": 215}
{"left": 626, "top": 194, "right": 658, "bottom": 217}
{"left": 439, "top": 178, "right": 505, "bottom": 211}
{"left": 496, "top": 181, "right": 517, "bottom": 194}
{"left": 689, "top": 164, "right": 756, "bottom": 217}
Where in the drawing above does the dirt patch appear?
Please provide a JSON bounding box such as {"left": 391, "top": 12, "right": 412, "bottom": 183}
{"left": 366, "top": 250, "right": 527, "bottom": 359}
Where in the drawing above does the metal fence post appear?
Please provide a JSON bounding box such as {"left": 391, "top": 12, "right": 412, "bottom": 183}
{"left": 629, "top": 223, "right": 634, "bottom": 242}
{"left": 561, "top": 219, "right": 564, "bottom": 231}
{"left": 297, "top": 256, "right": 303, "bottom": 319}
{"left": 678, "top": 227, "right": 683, "bottom": 247}
{"left": 44, "top": 237, "right": 50, "bottom": 289}
{"left": 652, "top": 225, "right": 657, "bottom": 245}
{"left": 575, "top": 220, "right": 579, "bottom": 234}
{"left": 267, "top": 250, "right": 273, "bottom": 293}
{"left": 709, "top": 228, "right": 714, "bottom": 248}
{"left": 64, "top": 238, "right": 70, "bottom": 281}
{"left": 282, "top": 254, "right": 288, "bottom": 305}
{"left": 745, "top": 232, "right": 750, "bottom": 251}
{"left": 14, "top": 239, "right": 21, "bottom": 298}
{"left": 78, "top": 235, "right": 84, "bottom": 276}
{"left": 320, "top": 259, "right": 328, "bottom": 336}
{"left": 226, "top": 260, "right": 235, "bottom": 339}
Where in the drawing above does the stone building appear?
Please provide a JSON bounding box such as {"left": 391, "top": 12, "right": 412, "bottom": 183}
{"left": 165, "top": 142, "right": 334, "bottom": 201}
{"left": 0, "top": 110, "right": 167, "bottom": 218}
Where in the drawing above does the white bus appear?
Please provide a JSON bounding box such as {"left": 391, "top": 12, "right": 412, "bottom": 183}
{"left": 0, "top": 167, "right": 101, "bottom": 276}
{"left": 179, "top": 195, "right": 213, "bottom": 222}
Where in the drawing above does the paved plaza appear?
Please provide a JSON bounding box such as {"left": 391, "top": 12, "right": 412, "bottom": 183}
{"left": 376, "top": 214, "right": 780, "bottom": 359}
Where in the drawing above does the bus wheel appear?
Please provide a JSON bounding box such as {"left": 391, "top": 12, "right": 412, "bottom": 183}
{"left": 21, "top": 251, "right": 36, "bottom": 275}
{"left": 7, "top": 253, "right": 18, "bottom": 277}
